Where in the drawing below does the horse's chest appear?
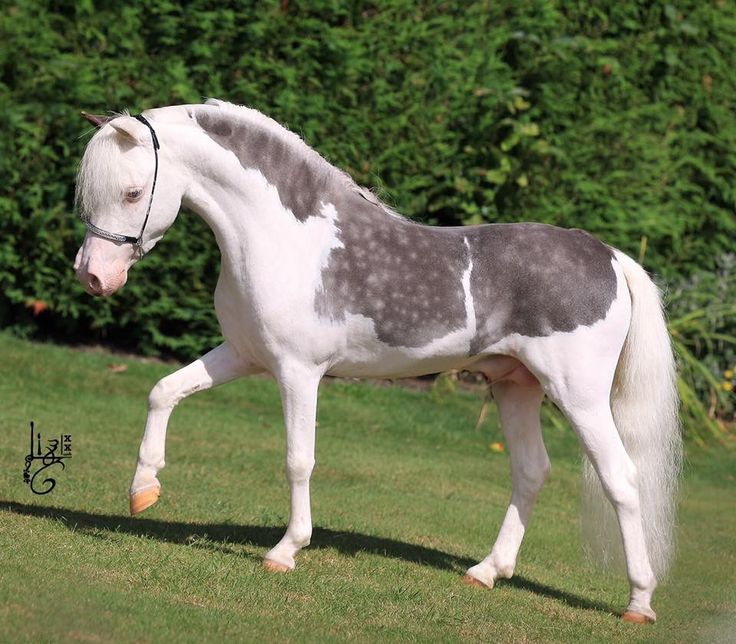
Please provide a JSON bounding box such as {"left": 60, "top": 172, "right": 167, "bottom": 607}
{"left": 214, "top": 268, "right": 319, "bottom": 361}
{"left": 213, "top": 217, "right": 347, "bottom": 366}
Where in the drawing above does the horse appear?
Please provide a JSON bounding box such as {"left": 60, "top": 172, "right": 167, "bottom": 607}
{"left": 74, "top": 99, "right": 681, "bottom": 624}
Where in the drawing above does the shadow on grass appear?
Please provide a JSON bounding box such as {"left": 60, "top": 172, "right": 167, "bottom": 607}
{"left": 2, "top": 500, "right": 617, "bottom": 616}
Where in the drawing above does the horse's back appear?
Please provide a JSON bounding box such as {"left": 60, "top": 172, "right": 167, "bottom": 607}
{"left": 317, "top": 207, "right": 620, "bottom": 357}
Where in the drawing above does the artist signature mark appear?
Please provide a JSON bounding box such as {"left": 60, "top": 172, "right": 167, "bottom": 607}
{"left": 23, "top": 421, "right": 72, "bottom": 495}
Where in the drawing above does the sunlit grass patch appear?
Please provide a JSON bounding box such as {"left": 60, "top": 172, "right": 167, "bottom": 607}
{"left": 0, "top": 332, "right": 734, "bottom": 642}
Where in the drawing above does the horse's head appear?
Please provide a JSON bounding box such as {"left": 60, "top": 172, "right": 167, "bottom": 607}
{"left": 74, "top": 111, "right": 184, "bottom": 296}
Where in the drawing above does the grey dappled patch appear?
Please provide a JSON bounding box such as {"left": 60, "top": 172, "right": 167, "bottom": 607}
{"left": 316, "top": 207, "right": 470, "bottom": 347}
{"left": 195, "top": 110, "right": 336, "bottom": 222}
{"left": 319, "top": 218, "right": 617, "bottom": 351}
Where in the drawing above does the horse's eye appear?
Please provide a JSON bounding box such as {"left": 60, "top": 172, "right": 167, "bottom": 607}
{"left": 126, "top": 188, "right": 143, "bottom": 202}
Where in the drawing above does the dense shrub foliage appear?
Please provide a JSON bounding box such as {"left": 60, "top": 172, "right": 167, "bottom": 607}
{"left": 1, "top": 1, "right": 735, "bottom": 365}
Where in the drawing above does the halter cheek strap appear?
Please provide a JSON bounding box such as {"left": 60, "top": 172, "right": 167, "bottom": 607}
{"left": 82, "top": 114, "right": 160, "bottom": 255}
{"left": 84, "top": 220, "right": 140, "bottom": 245}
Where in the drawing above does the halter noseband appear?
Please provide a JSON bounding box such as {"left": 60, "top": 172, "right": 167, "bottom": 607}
{"left": 83, "top": 114, "right": 160, "bottom": 255}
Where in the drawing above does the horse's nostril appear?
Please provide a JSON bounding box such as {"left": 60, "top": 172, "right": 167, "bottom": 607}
{"left": 88, "top": 273, "right": 102, "bottom": 293}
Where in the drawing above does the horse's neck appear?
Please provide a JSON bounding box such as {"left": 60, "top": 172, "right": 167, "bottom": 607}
{"left": 193, "top": 106, "right": 341, "bottom": 215}
{"left": 185, "top": 110, "right": 398, "bottom": 273}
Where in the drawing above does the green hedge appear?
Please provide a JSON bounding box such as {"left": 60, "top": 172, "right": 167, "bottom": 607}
{"left": 2, "top": 1, "right": 735, "bottom": 359}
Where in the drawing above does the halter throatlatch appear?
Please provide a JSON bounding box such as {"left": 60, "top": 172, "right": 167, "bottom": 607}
{"left": 82, "top": 114, "right": 160, "bottom": 256}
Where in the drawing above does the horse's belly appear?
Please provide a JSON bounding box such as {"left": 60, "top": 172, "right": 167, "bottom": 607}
{"left": 326, "top": 350, "right": 476, "bottom": 379}
{"left": 323, "top": 311, "right": 480, "bottom": 378}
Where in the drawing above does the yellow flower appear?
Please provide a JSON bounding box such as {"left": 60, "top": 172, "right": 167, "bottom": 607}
{"left": 489, "top": 442, "right": 505, "bottom": 453}
{"left": 722, "top": 381, "right": 734, "bottom": 392}
{"left": 725, "top": 369, "right": 734, "bottom": 380}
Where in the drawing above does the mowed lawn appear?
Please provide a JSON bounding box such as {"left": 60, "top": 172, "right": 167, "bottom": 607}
{"left": 0, "top": 332, "right": 734, "bottom": 643}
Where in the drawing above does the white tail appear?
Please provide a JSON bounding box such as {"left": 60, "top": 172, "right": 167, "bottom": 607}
{"left": 582, "top": 250, "right": 682, "bottom": 578}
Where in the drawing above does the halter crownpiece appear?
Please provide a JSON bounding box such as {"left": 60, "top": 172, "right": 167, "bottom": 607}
{"left": 82, "top": 113, "right": 160, "bottom": 256}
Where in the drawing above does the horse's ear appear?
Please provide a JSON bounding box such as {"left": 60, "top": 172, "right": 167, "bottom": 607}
{"left": 81, "top": 112, "right": 112, "bottom": 128}
{"left": 109, "top": 116, "right": 150, "bottom": 146}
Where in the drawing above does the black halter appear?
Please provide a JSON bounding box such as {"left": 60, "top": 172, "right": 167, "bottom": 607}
{"left": 83, "top": 114, "right": 160, "bottom": 255}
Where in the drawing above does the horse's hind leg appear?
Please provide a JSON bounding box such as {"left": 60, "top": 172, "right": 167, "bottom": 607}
{"left": 129, "top": 342, "right": 258, "bottom": 515}
{"left": 465, "top": 380, "right": 549, "bottom": 588}
{"left": 556, "top": 391, "right": 657, "bottom": 622}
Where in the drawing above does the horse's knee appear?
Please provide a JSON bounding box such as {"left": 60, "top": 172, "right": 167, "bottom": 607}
{"left": 148, "top": 376, "right": 183, "bottom": 411}
{"left": 286, "top": 455, "right": 315, "bottom": 483}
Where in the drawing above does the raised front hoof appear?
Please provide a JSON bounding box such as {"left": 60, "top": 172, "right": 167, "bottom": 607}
{"left": 622, "top": 611, "right": 656, "bottom": 625}
{"left": 462, "top": 574, "right": 492, "bottom": 589}
{"left": 129, "top": 486, "right": 160, "bottom": 516}
{"left": 263, "top": 559, "right": 292, "bottom": 573}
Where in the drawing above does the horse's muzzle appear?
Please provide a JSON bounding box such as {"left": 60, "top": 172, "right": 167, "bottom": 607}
{"left": 74, "top": 247, "right": 128, "bottom": 297}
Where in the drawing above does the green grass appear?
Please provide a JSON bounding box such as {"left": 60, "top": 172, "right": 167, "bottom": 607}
{"left": 0, "top": 332, "right": 734, "bottom": 643}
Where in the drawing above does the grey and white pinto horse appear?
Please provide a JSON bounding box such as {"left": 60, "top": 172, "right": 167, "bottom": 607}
{"left": 74, "top": 99, "right": 681, "bottom": 624}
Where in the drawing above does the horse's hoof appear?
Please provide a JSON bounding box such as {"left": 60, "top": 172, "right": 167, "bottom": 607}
{"left": 622, "top": 611, "right": 655, "bottom": 624}
{"left": 263, "top": 559, "right": 292, "bottom": 573}
{"left": 129, "top": 486, "right": 160, "bottom": 516}
{"left": 462, "top": 574, "right": 492, "bottom": 589}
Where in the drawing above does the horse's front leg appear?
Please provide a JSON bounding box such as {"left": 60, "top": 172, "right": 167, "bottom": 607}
{"left": 263, "top": 363, "right": 322, "bottom": 572}
{"left": 129, "top": 342, "right": 258, "bottom": 514}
